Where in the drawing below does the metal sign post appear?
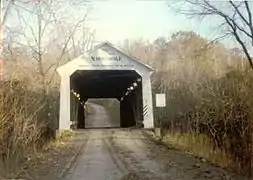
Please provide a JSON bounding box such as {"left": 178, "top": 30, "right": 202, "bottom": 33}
{"left": 155, "top": 93, "right": 166, "bottom": 135}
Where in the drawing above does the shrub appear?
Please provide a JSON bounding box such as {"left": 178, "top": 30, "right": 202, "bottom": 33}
{"left": 0, "top": 80, "right": 59, "bottom": 177}
{"left": 156, "top": 69, "right": 253, "bottom": 175}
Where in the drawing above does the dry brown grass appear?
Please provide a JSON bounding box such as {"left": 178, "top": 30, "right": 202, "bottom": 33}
{"left": 163, "top": 132, "right": 234, "bottom": 170}
{"left": 15, "top": 130, "right": 82, "bottom": 180}
{"left": 0, "top": 79, "right": 59, "bottom": 178}
{"left": 121, "top": 172, "right": 141, "bottom": 180}
{"left": 55, "top": 130, "right": 75, "bottom": 142}
{"left": 155, "top": 69, "right": 253, "bottom": 176}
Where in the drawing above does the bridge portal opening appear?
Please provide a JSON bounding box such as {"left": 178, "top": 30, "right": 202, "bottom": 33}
{"left": 70, "top": 70, "right": 144, "bottom": 129}
{"left": 85, "top": 98, "right": 120, "bottom": 128}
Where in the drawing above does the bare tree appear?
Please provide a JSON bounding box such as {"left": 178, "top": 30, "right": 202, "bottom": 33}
{"left": 0, "top": 0, "right": 16, "bottom": 80}
{"left": 8, "top": 0, "right": 94, "bottom": 91}
{"left": 170, "top": 1, "right": 253, "bottom": 69}
{"left": 0, "top": 0, "right": 16, "bottom": 30}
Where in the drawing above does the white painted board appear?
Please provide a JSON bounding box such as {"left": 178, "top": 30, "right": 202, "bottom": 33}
{"left": 156, "top": 94, "right": 166, "bottom": 107}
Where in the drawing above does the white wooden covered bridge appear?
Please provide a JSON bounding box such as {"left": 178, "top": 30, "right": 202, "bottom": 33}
{"left": 56, "top": 42, "right": 154, "bottom": 130}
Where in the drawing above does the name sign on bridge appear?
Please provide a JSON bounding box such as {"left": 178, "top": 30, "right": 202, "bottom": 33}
{"left": 90, "top": 56, "right": 121, "bottom": 61}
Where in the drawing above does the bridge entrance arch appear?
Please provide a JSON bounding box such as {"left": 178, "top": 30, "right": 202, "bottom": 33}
{"left": 57, "top": 42, "right": 154, "bottom": 130}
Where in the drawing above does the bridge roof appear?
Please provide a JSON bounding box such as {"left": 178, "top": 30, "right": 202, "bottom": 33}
{"left": 57, "top": 41, "right": 154, "bottom": 76}
{"left": 90, "top": 41, "right": 154, "bottom": 71}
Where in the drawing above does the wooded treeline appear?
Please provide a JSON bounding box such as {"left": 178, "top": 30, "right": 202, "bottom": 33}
{"left": 121, "top": 31, "right": 253, "bottom": 175}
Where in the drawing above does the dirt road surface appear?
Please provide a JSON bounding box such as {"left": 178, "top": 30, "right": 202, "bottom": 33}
{"left": 62, "top": 103, "right": 246, "bottom": 180}
{"left": 85, "top": 103, "right": 120, "bottom": 128}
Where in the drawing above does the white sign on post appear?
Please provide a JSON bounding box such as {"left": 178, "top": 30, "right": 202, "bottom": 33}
{"left": 156, "top": 94, "right": 166, "bottom": 107}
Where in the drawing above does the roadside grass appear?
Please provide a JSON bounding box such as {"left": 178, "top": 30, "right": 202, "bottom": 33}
{"left": 56, "top": 130, "right": 75, "bottom": 141}
{"left": 16, "top": 130, "right": 77, "bottom": 179}
{"left": 0, "top": 79, "right": 65, "bottom": 178}
{"left": 153, "top": 69, "right": 253, "bottom": 176}
{"left": 48, "top": 130, "right": 75, "bottom": 148}
{"left": 160, "top": 132, "right": 235, "bottom": 171}
{"left": 121, "top": 172, "right": 140, "bottom": 180}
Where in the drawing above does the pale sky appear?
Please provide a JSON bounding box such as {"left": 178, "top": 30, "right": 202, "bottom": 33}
{"left": 87, "top": 0, "right": 218, "bottom": 44}
{"left": 5, "top": 0, "right": 238, "bottom": 48}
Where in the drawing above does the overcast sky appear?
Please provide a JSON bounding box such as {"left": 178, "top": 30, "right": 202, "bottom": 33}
{"left": 87, "top": 0, "right": 220, "bottom": 44}
{"left": 5, "top": 0, "right": 240, "bottom": 49}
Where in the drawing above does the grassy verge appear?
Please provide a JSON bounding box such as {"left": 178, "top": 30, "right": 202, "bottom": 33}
{"left": 16, "top": 130, "right": 80, "bottom": 179}
{"left": 159, "top": 132, "right": 235, "bottom": 171}
{"left": 0, "top": 80, "right": 59, "bottom": 178}
{"left": 55, "top": 130, "right": 75, "bottom": 141}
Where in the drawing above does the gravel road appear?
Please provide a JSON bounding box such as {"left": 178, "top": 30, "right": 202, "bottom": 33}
{"left": 62, "top": 103, "right": 247, "bottom": 180}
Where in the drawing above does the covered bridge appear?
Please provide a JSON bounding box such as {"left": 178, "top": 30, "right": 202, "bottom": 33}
{"left": 56, "top": 42, "right": 154, "bottom": 130}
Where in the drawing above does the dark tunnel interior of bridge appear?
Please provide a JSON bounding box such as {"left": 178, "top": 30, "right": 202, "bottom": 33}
{"left": 70, "top": 70, "right": 144, "bottom": 129}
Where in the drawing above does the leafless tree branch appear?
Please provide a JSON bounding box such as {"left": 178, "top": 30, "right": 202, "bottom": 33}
{"left": 244, "top": 1, "right": 253, "bottom": 45}
{"left": 47, "top": 17, "right": 89, "bottom": 82}
{"left": 170, "top": 0, "right": 253, "bottom": 70}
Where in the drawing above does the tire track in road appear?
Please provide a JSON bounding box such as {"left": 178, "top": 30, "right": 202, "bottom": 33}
{"left": 109, "top": 129, "right": 167, "bottom": 180}
{"left": 108, "top": 129, "right": 247, "bottom": 180}
{"left": 103, "top": 130, "right": 128, "bottom": 176}
{"left": 63, "top": 129, "right": 126, "bottom": 180}
{"left": 62, "top": 102, "right": 248, "bottom": 180}
{"left": 62, "top": 128, "right": 246, "bottom": 180}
